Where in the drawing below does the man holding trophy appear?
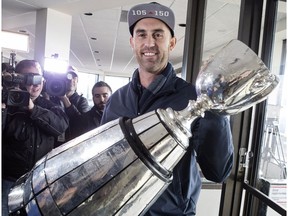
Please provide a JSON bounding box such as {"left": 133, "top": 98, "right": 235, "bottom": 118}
{"left": 7, "top": 2, "right": 278, "bottom": 216}
{"left": 101, "top": 2, "right": 234, "bottom": 215}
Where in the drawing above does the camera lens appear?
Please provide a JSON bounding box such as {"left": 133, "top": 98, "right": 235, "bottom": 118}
{"left": 7, "top": 90, "right": 30, "bottom": 106}
{"left": 10, "top": 91, "right": 23, "bottom": 103}
{"left": 50, "top": 81, "right": 62, "bottom": 93}
{"left": 46, "top": 80, "right": 66, "bottom": 96}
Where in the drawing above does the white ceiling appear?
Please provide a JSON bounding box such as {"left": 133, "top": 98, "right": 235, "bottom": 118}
{"left": 1, "top": 0, "right": 286, "bottom": 77}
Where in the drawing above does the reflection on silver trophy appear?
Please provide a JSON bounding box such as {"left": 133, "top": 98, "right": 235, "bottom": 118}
{"left": 8, "top": 40, "right": 279, "bottom": 216}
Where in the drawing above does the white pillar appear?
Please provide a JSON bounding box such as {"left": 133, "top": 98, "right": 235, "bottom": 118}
{"left": 34, "top": 8, "right": 72, "bottom": 68}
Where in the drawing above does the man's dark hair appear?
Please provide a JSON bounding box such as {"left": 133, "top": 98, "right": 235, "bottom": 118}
{"left": 15, "top": 60, "right": 42, "bottom": 74}
{"left": 92, "top": 81, "right": 112, "bottom": 94}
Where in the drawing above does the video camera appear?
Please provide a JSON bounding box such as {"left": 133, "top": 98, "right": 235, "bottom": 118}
{"left": 2, "top": 68, "right": 43, "bottom": 106}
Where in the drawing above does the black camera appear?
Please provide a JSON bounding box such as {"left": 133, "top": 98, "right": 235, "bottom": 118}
{"left": 44, "top": 72, "right": 67, "bottom": 96}
{"left": 5, "top": 89, "right": 30, "bottom": 106}
{"left": 2, "top": 72, "right": 43, "bottom": 106}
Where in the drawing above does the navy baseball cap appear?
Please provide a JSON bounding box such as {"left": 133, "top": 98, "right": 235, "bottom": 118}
{"left": 128, "top": 2, "right": 175, "bottom": 37}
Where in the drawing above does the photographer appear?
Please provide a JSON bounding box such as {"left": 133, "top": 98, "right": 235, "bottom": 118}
{"left": 50, "top": 66, "right": 90, "bottom": 144}
{"left": 1, "top": 59, "right": 69, "bottom": 216}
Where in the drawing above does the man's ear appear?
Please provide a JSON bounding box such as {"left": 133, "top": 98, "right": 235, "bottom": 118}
{"left": 129, "top": 36, "right": 135, "bottom": 49}
{"left": 169, "top": 37, "right": 177, "bottom": 51}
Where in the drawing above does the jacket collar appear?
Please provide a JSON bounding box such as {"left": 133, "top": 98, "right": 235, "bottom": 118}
{"left": 131, "top": 62, "right": 176, "bottom": 94}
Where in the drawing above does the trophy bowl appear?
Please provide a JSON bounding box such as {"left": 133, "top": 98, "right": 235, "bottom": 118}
{"left": 196, "top": 39, "right": 279, "bottom": 115}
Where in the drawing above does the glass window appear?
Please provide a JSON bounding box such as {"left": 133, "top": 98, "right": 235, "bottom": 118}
{"left": 77, "top": 72, "right": 99, "bottom": 107}
{"left": 197, "top": 0, "right": 241, "bottom": 215}
{"left": 202, "top": 0, "right": 240, "bottom": 61}
{"left": 104, "top": 75, "right": 130, "bottom": 93}
{"left": 258, "top": 0, "right": 287, "bottom": 211}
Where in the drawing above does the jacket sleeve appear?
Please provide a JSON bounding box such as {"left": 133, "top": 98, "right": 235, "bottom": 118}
{"left": 30, "top": 105, "right": 69, "bottom": 137}
{"left": 65, "top": 96, "right": 90, "bottom": 117}
{"left": 191, "top": 111, "right": 234, "bottom": 183}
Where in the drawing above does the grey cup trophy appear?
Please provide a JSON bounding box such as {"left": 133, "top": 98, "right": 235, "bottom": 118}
{"left": 8, "top": 40, "right": 278, "bottom": 216}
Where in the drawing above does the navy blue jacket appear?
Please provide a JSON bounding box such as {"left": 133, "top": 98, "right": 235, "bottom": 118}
{"left": 101, "top": 63, "right": 233, "bottom": 215}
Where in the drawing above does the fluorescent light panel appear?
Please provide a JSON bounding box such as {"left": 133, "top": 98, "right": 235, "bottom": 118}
{"left": 2, "top": 30, "right": 29, "bottom": 52}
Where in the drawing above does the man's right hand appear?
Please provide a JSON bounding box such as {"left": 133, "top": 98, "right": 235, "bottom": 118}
{"left": 59, "top": 94, "right": 72, "bottom": 108}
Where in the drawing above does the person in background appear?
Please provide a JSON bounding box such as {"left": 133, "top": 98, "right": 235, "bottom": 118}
{"left": 50, "top": 65, "right": 90, "bottom": 144}
{"left": 101, "top": 2, "right": 234, "bottom": 215}
{"left": 1, "top": 59, "right": 69, "bottom": 216}
{"left": 72, "top": 81, "right": 112, "bottom": 137}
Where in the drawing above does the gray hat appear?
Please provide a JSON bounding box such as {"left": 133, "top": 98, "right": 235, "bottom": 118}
{"left": 128, "top": 2, "right": 175, "bottom": 36}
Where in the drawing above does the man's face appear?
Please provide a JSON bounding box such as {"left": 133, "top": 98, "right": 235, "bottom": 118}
{"left": 20, "top": 65, "right": 43, "bottom": 100}
{"left": 130, "top": 18, "right": 176, "bottom": 75}
{"left": 66, "top": 73, "right": 78, "bottom": 93}
{"left": 92, "top": 86, "right": 111, "bottom": 111}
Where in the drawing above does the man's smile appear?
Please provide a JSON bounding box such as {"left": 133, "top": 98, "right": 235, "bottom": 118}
{"left": 143, "top": 52, "right": 156, "bottom": 56}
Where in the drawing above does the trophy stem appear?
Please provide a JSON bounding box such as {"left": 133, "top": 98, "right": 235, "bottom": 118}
{"left": 156, "top": 94, "right": 213, "bottom": 149}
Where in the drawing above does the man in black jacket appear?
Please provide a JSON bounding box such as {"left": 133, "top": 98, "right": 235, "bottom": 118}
{"left": 1, "top": 59, "right": 69, "bottom": 216}
{"left": 50, "top": 65, "right": 90, "bottom": 143}
{"left": 73, "top": 81, "right": 112, "bottom": 137}
{"left": 101, "top": 2, "right": 234, "bottom": 215}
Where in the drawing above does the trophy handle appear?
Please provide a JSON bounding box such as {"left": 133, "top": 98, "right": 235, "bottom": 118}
{"left": 156, "top": 94, "right": 214, "bottom": 149}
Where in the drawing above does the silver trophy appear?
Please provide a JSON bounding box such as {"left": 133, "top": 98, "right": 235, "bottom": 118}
{"left": 8, "top": 40, "right": 278, "bottom": 216}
